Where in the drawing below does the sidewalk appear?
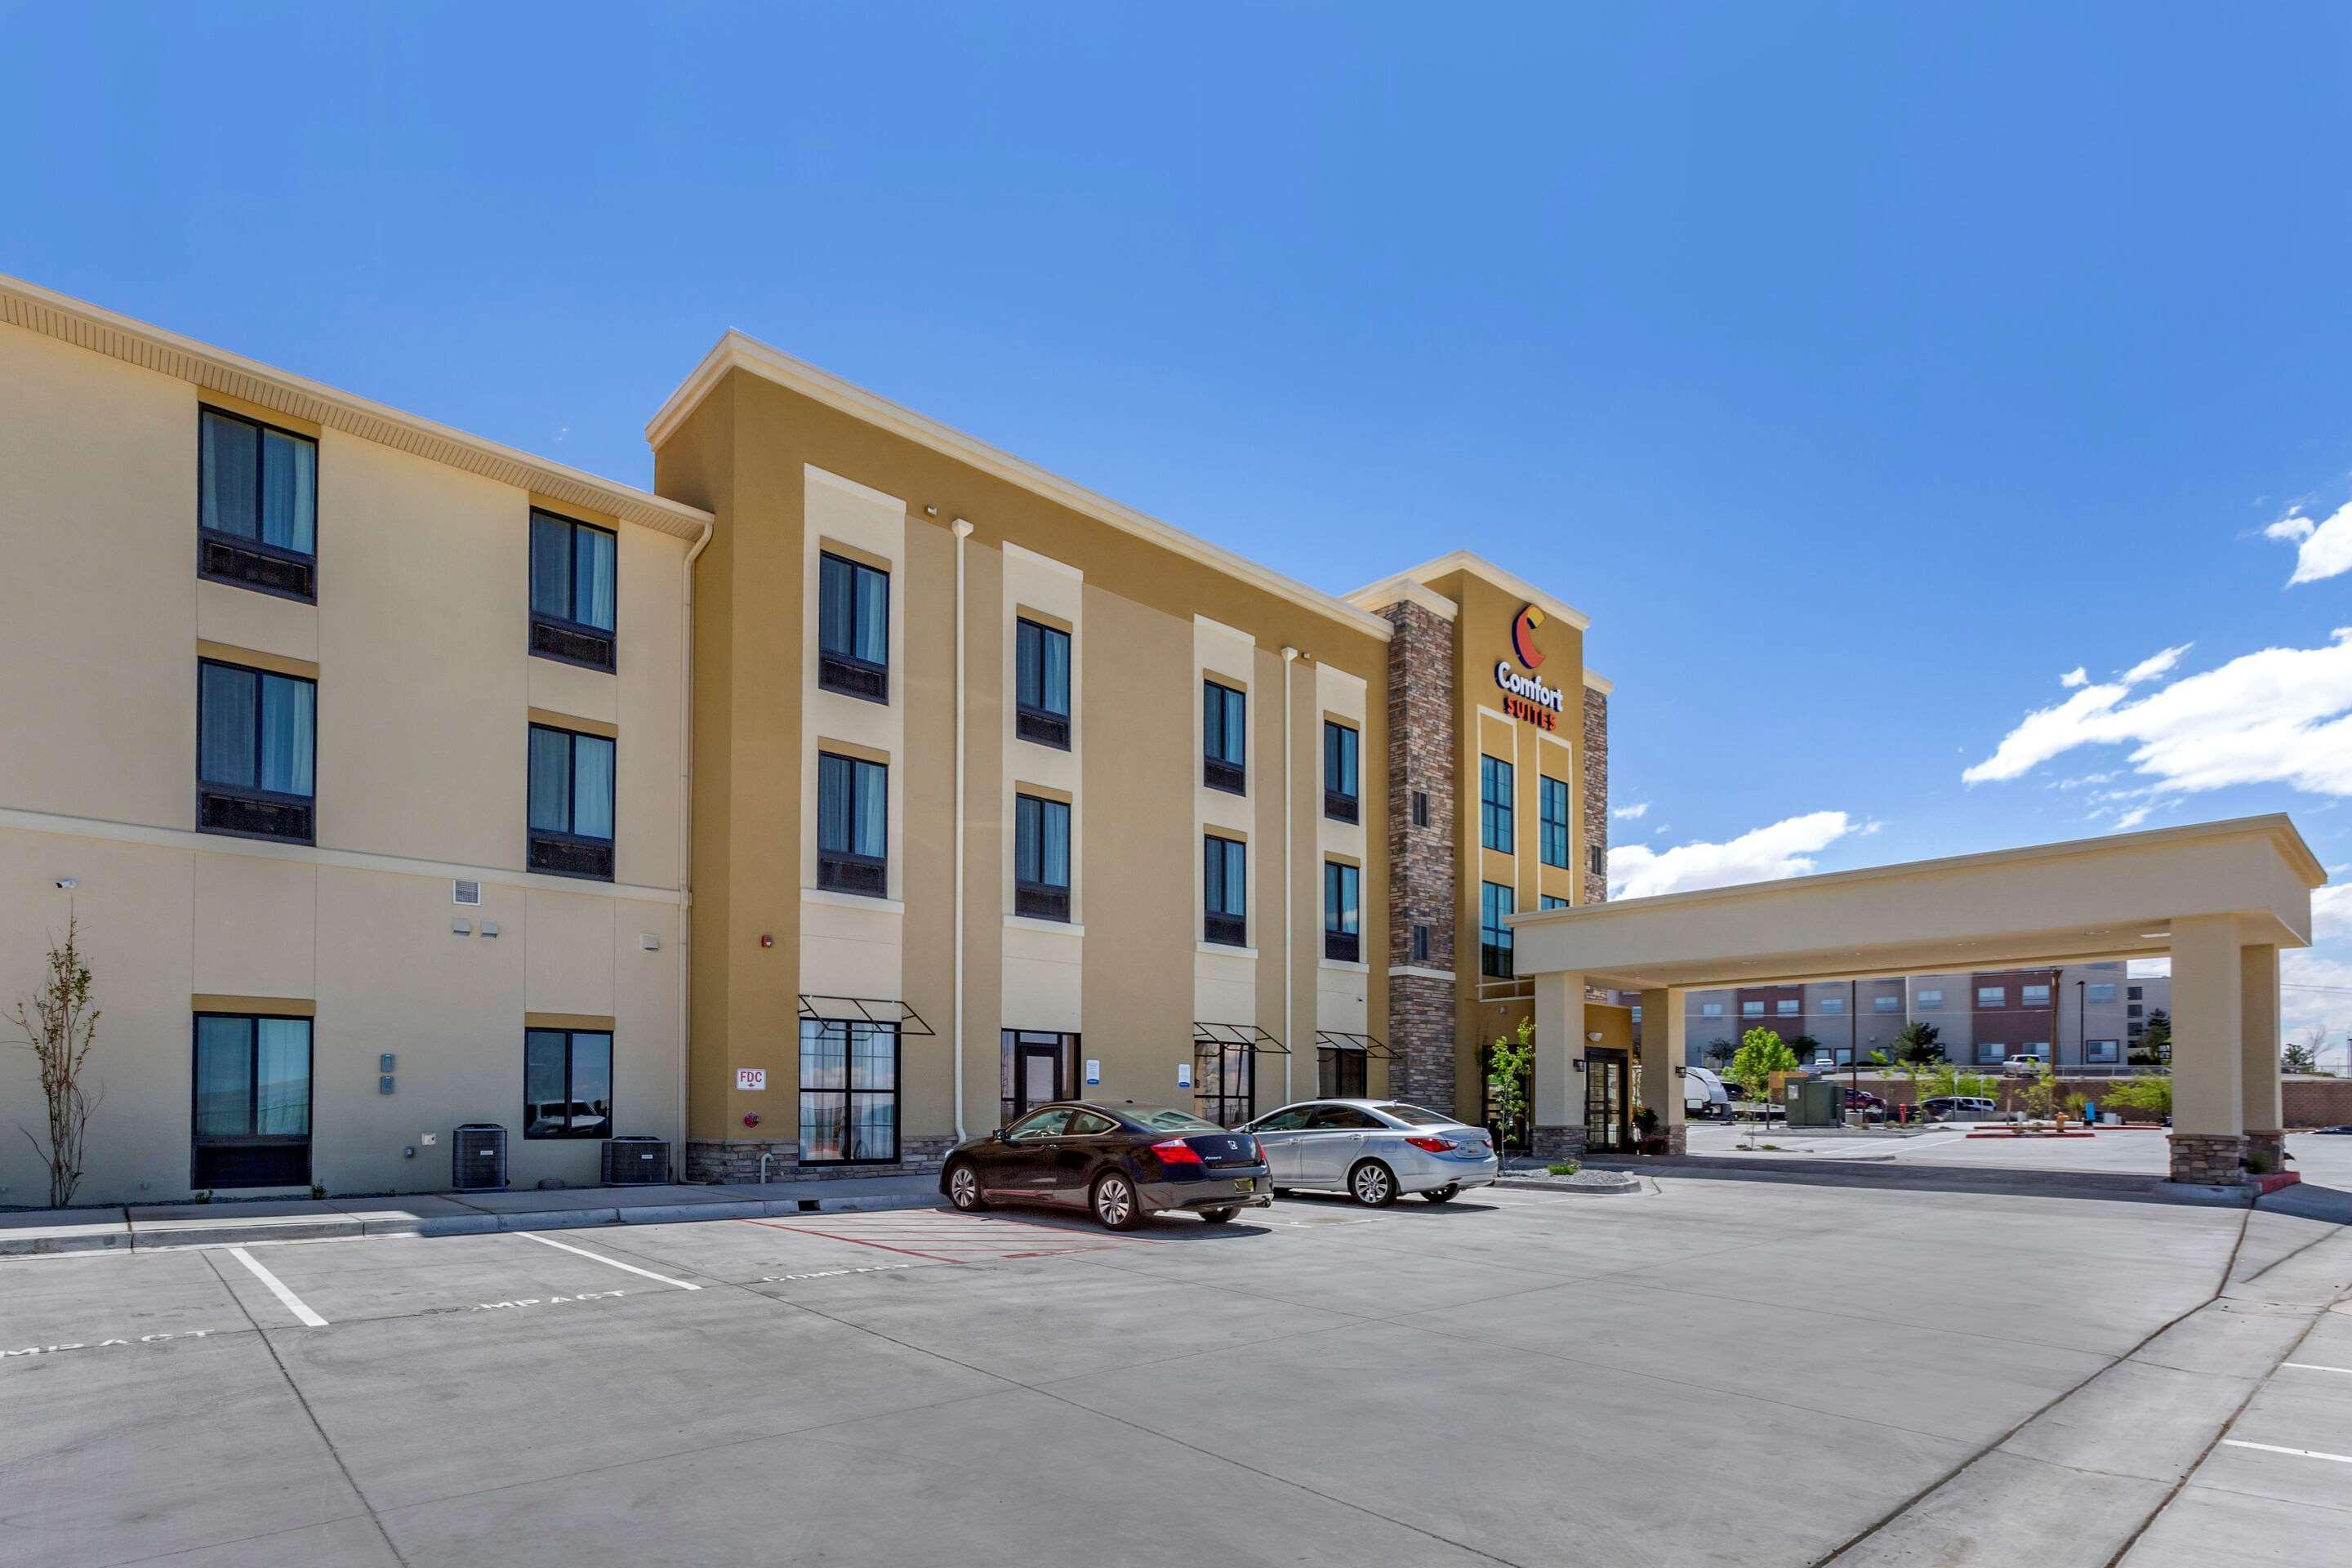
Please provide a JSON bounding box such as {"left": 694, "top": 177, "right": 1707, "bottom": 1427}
{"left": 0, "top": 1174, "right": 943, "bottom": 1256}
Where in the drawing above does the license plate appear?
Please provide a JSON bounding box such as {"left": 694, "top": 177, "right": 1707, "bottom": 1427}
{"left": 1233, "top": 1178, "right": 1256, "bottom": 1192}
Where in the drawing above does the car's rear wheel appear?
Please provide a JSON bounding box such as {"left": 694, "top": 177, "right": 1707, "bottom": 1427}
{"left": 1198, "top": 1207, "right": 1237, "bottom": 1224}
{"left": 946, "top": 1161, "right": 988, "bottom": 1212}
{"left": 1348, "top": 1160, "right": 1398, "bottom": 1207}
{"left": 1092, "top": 1171, "right": 1144, "bottom": 1231}
{"left": 1422, "top": 1183, "right": 1459, "bottom": 1204}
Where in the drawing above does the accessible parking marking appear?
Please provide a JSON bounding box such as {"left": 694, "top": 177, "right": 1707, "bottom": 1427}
{"left": 225, "top": 1245, "right": 328, "bottom": 1326}
{"left": 516, "top": 1231, "right": 702, "bottom": 1290}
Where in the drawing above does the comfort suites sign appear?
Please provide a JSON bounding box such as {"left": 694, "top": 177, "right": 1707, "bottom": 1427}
{"left": 1494, "top": 604, "right": 1565, "bottom": 731}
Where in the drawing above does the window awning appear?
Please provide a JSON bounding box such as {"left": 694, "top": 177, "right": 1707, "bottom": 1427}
{"left": 1192, "top": 1021, "right": 1289, "bottom": 1055}
{"left": 798, "top": 995, "right": 938, "bottom": 1037}
{"left": 1313, "top": 1029, "right": 1399, "bottom": 1060}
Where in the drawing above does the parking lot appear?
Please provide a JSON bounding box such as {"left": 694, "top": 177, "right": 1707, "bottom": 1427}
{"left": 4, "top": 1174, "right": 2347, "bottom": 1567}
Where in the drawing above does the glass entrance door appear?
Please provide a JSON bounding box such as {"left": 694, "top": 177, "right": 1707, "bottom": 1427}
{"left": 1001, "top": 1030, "right": 1076, "bottom": 1124}
{"left": 1585, "top": 1048, "right": 1628, "bottom": 1151}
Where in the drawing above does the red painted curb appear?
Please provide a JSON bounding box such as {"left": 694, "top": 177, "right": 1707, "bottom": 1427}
{"left": 1964, "top": 1129, "right": 2099, "bottom": 1139}
{"left": 2254, "top": 1171, "right": 2302, "bottom": 1195}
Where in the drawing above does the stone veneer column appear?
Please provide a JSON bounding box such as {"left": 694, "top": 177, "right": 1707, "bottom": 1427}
{"left": 2168, "top": 914, "right": 2246, "bottom": 1183}
{"left": 1380, "top": 599, "right": 1459, "bottom": 1111}
{"left": 1639, "top": 987, "right": 1687, "bottom": 1155}
{"left": 1531, "top": 969, "right": 1588, "bottom": 1160}
{"left": 1582, "top": 686, "right": 1608, "bottom": 907}
{"left": 2241, "top": 942, "right": 2283, "bottom": 1171}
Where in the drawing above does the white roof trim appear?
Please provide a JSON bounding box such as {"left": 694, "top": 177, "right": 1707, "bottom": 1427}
{"left": 1359, "top": 550, "right": 1593, "bottom": 633}
{"left": 0, "top": 273, "right": 712, "bottom": 542}
{"left": 1583, "top": 668, "right": 1615, "bottom": 695}
{"left": 648, "top": 331, "right": 1392, "bottom": 641}
{"left": 1346, "top": 574, "right": 1460, "bottom": 623}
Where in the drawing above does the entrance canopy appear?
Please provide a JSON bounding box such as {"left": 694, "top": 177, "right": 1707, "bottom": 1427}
{"left": 1507, "top": 815, "right": 2325, "bottom": 1183}
{"left": 1511, "top": 815, "right": 2319, "bottom": 995}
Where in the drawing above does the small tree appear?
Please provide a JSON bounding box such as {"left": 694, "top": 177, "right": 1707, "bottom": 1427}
{"left": 11, "top": 915, "right": 102, "bottom": 1208}
{"left": 1728, "top": 1028, "right": 1799, "bottom": 1120}
{"left": 2016, "top": 1058, "right": 2060, "bottom": 1124}
{"left": 1704, "top": 1038, "right": 1735, "bottom": 1070}
{"left": 1787, "top": 1033, "right": 1824, "bottom": 1065}
{"left": 2139, "top": 1009, "right": 2172, "bottom": 1066}
{"left": 2282, "top": 1029, "right": 2323, "bottom": 1076}
{"left": 1486, "top": 1016, "right": 1536, "bottom": 1156}
{"left": 1890, "top": 1020, "right": 1944, "bottom": 1064}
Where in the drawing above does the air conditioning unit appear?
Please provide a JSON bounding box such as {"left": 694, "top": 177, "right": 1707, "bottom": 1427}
{"left": 601, "top": 1137, "right": 671, "bottom": 1186}
{"left": 452, "top": 1123, "right": 508, "bottom": 1190}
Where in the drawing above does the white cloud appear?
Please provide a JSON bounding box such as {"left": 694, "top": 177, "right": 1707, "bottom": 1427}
{"left": 1611, "top": 802, "right": 1649, "bottom": 821}
{"left": 2122, "top": 644, "right": 2192, "bottom": 685}
{"left": 1962, "top": 630, "right": 2352, "bottom": 795}
{"left": 2060, "top": 666, "right": 2088, "bottom": 688}
{"left": 1607, "top": 810, "right": 1855, "bottom": 900}
{"left": 2268, "top": 501, "right": 2352, "bottom": 586}
{"left": 2313, "top": 880, "right": 2352, "bottom": 942}
{"left": 2112, "top": 806, "right": 2151, "bottom": 831}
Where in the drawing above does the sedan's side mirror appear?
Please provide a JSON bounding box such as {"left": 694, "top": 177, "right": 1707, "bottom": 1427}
{"left": 988, "top": 1128, "right": 1006, "bottom": 1142}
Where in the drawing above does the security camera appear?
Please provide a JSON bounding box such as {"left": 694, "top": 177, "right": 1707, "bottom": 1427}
{"left": 54, "top": 878, "right": 77, "bottom": 890}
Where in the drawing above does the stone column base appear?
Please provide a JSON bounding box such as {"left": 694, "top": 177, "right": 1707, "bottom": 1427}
{"left": 686, "top": 1136, "right": 954, "bottom": 1184}
{"left": 1530, "top": 1125, "right": 1588, "bottom": 1162}
{"left": 2168, "top": 1132, "right": 2248, "bottom": 1184}
{"left": 2244, "top": 1129, "right": 2285, "bottom": 1173}
{"left": 1660, "top": 1125, "right": 1688, "bottom": 1156}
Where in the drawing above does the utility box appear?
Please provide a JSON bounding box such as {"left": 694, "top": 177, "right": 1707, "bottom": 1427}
{"left": 1785, "top": 1079, "right": 1844, "bottom": 1129}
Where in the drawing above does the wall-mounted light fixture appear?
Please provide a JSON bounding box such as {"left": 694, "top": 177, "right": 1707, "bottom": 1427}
{"left": 1572, "top": 1058, "right": 1586, "bottom": 1074}
{"left": 1587, "top": 1031, "right": 1604, "bottom": 1043}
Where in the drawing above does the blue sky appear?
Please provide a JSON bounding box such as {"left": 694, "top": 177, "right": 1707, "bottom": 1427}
{"left": 6, "top": 3, "right": 2349, "bottom": 1053}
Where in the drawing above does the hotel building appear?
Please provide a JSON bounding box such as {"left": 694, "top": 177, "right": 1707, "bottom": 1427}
{"left": 0, "top": 277, "right": 1609, "bottom": 1204}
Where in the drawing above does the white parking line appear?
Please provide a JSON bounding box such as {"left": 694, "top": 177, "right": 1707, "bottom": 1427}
{"left": 2222, "top": 1439, "right": 2352, "bottom": 1465}
{"left": 516, "top": 1232, "right": 701, "bottom": 1290}
{"left": 2280, "top": 1362, "right": 2352, "bottom": 1376}
{"left": 225, "top": 1246, "right": 328, "bottom": 1327}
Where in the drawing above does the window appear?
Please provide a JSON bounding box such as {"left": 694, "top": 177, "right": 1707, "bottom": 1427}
{"left": 1317, "top": 1044, "right": 1368, "bottom": 1098}
{"left": 1254, "top": 1105, "right": 1314, "bottom": 1132}
{"left": 1539, "top": 776, "right": 1570, "bottom": 868}
{"left": 1006, "top": 1106, "right": 1072, "bottom": 1141}
{"left": 1203, "top": 835, "right": 1246, "bottom": 945}
{"left": 1540, "top": 893, "right": 1569, "bottom": 911}
{"left": 192, "top": 1013, "right": 312, "bottom": 1188}
{"left": 1977, "top": 987, "right": 2007, "bottom": 1007}
{"left": 2020, "top": 983, "right": 2051, "bottom": 1006}
{"left": 1479, "top": 881, "right": 1513, "bottom": 978}
{"left": 1323, "top": 722, "right": 1360, "bottom": 822}
{"left": 1916, "top": 988, "right": 1944, "bottom": 1009}
{"left": 1015, "top": 618, "right": 1071, "bottom": 748}
{"left": 1480, "top": 756, "right": 1514, "bottom": 853}
{"left": 1820, "top": 996, "right": 1845, "bottom": 1015}
{"left": 1976, "top": 1041, "right": 2008, "bottom": 1065}
{"left": 1588, "top": 844, "right": 1604, "bottom": 876}
{"left": 528, "top": 510, "right": 617, "bottom": 670}
{"left": 1776, "top": 999, "right": 1801, "bottom": 1018}
{"left": 198, "top": 408, "right": 316, "bottom": 599}
{"left": 1013, "top": 794, "right": 1071, "bottom": 921}
{"left": 1701, "top": 1002, "right": 1724, "bottom": 1018}
{"left": 799, "top": 1019, "right": 898, "bottom": 1162}
{"left": 1411, "top": 790, "right": 1430, "bottom": 828}
{"left": 817, "top": 552, "right": 890, "bottom": 702}
{"left": 2022, "top": 1040, "right": 2050, "bottom": 1061}
{"left": 2128, "top": 1021, "right": 2145, "bottom": 1038}
{"left": 2086, "top": 1038, "right": 2120, "bottom": 1064}
{"left": 2127, "top": 985, "right": 2143, "bottom": 1001}
{"left": 1001, "top": 1030, "right": 1079, "bottom": 1125}
{"left": 1873, "top": 993, "right": 1902, "bottom": 1013}
{"left": 524, "top": 1029, "right": 612, "bottom": 1139}
{"left": 816, "top": 752, "right": 888, "bottom": 896}
{"left": 2127, "top": 1003, "right": 2143, "bottom": 1018}
{"left": 528, "top": 724, "right": 616, "bottom": 880}
{"left": 1202, "top": 680, "right": 1246, "bottom": 793}
{"left": 1742, "top": 1000, "right": 1765, "bottom": 1018}
{"left": 2085, "top": 982, "right": 2118, "bottom": 1004}
{"left": 1410, "top": 924, "right": 1430, "bottom": 963}
{"left": 1067, "top": 1109, "right": 1116, "bottom": 1136}
{"left": 1324, "top": 861, "right": 1360, "bottom": 962}
{"left": 197, "top": 660, "right": 315, "bottom": 843}
{"left": 1630, "top": 1005, "right": 1643, "bottom": 1023}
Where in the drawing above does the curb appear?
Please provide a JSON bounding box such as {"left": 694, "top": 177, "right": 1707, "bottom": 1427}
{"left": 3, "top": 1189, "right": 948, "bottom": 1256}
{"left": 1581, "top": 1154, "right": 2266, "bottom": 1203}
{"left": 1491, "top": 1174, "right": 1646, "bottom": 1197}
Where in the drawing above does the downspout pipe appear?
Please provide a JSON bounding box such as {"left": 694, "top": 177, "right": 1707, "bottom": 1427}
{"left": 1282, "top": 646, "right": 1300, "bottom": 1106}
{"left": 951, "top": 519, "right": 974, "bottom": 1143}
{"left": 677, "top": 516, "right": 713, "bottom": 1173}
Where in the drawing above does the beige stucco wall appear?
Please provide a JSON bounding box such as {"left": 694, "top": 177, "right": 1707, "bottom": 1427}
{"left": 0, "top": 318, "right": 688, "bottom": 1204}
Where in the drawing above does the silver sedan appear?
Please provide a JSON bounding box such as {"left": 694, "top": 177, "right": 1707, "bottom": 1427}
{"left": 1241, "top": 1099, "right": 1499, "bottom": 1205}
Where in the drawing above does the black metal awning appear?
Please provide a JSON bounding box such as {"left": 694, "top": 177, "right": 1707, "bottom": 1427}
{"left": 1313, "top": 1029, "right": 1399, "bottom": 1060}
{"left": 1192, "top": 1021, "right": 1290, "bottom": 1055}
{"left": 798, "top": 995, "right": 938, "bottom": 1038}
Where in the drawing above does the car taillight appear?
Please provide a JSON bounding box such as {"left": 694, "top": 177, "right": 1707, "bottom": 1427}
{"left": 1406, "top": 1136, "right": 1457, "bottom": 1153}
{"left": 1249, "top": 1136, "right": 1267, "bottom": 1164}
{"left": 1152, "top": 1138, "right": 1205, "bottom": 1170}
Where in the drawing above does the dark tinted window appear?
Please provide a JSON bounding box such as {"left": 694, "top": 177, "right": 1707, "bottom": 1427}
{"left": 1007, "top": 1107, "right": 1073, "bottom": 1140}
{"left": 1063, "top": 1110, "right": 1116, "bottom": 1136}
{"left": 200, "top": 408, "right": 315, "bottom": 555}
{"left": 1252, "top": 1106, "right": 1314, "bottom": 1131}
{"left": 529, "top": 510, "right": 617, "bottom": 633}
{"left": 1307, "top": 1104, "right": 1382, "bottom": 1129}
{"left": 1375, "top": 1103, "right": 1454, "bottom": 1127}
